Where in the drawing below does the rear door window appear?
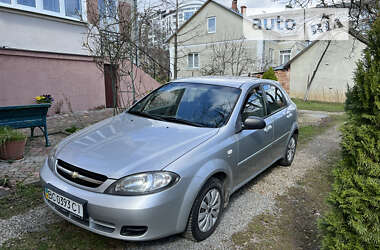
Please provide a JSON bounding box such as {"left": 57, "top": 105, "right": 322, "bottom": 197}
{"left": 262, "top": 84, "right": 287, "bottom": 115}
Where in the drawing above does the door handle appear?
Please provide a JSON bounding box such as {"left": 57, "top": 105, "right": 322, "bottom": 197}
{"left": 264, "top": 124, "right": 272, "bottom": 133}
{"left": 286, "top": 111, "right": 293, "bottom": 118}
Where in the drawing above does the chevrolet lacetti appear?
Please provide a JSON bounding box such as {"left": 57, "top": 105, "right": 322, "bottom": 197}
{"left": 40, "top": 77, "right": 298, "bottom": 241}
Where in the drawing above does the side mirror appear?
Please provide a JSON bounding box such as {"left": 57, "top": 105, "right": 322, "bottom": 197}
{"left": 243, "top": 116, "right": 266, "bottom": 130}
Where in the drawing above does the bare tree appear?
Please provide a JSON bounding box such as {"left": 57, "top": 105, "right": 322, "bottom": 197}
{"left": 83, "top": 0, "right": 170, "bottom": 114}
{"left": 158, "top": 0, "right": 203, "bottom": 78}
{"left": 83, "top": 0, "right": 137, "bottom": 114}
{"left": 137, "top": 4, "right": 171, "bottom": 83}
{"left": 201, "top": 38, "right": 256, "bottom": 76}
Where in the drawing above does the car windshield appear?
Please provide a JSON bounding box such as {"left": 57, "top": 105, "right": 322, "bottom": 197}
{"left": 128, "top": 82, "right": 241, "bottom": 128}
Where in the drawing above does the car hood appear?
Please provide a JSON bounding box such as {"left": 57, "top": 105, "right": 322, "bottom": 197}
{"left": 56, "top": 113, "right": 218, "bottom": 179}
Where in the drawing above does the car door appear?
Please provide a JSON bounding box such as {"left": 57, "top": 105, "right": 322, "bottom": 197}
{"left": 262, "top": 84, "right": 292, "bottom": 159}
{"left": 234, "top": 86, "right": 274, "bottom": 186}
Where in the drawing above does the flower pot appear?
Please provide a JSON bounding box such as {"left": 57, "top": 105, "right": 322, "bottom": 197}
{"left": 0, "top": 138, "right": 27, "bottom": 160}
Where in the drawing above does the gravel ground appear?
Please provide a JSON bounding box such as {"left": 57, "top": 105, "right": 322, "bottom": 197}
{"left": 122, "top": 122, "right": 341, "bottom": 250}
{"left": 0, "top": 205, "right": 61, "bottom": 245}
{"left": 0, "top": 110, "right": 341, "bottom": 248}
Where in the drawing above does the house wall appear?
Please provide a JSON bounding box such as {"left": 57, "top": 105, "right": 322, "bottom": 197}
{"left": 118, "top": 63, "right": 162, "bottom": 106}
{"left": 0, "top": 8, "right": 89, "bottom": 55}
{"left": 170, "top": 1, "right": 258, "bottom": 78}
{"left": 289, "top": 35, "right": 366, "bottom": 102}
{"left": 177, "top": 2, "right": 244, "bottom": 46}
{"left": 169, "top": 1, "right": 307, "bottom": 78}
{"left": 0, "top": 49, "right": 161, "bottom": 114}
{"left": 0, "top": 49, "right": 105, "bottom": 114}
{"left": 175, "top": 40, "right": 259, "bottom": 78}
{"left": 0, "top": 1, "right": 160, "bottom": 113}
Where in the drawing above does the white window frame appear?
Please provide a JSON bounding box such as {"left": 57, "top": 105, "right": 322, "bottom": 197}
{"left": 0, "top": 0, "right": 87, "bottom": 22}
{"left": 188, "top": 53, "right": 200, "bottom": 69}
{"left": 207, "top": 16, "right": 216, "bottom": 33}
{"left": 280, "top": 49, "right": 291, "bottom": 65}
{"left": 183, "top": 10, "right": 194, "bottom": 21}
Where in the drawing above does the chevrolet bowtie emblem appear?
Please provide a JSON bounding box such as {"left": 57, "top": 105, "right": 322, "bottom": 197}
{"left": 72, "top": 171, "right": 79, "bottom": 179}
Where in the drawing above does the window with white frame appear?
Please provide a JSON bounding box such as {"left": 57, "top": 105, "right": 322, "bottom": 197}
{"left": 65, "top": 0, "right": 82, "bottom": 18}
{"left": 188, "top": 53, "right": 199, "bottom": 68}
{"left": 43, "top": 0, "right": 59, "bottom": 12}
{"left": 0, "top": 0, "right": 86, "bottom": 21}
{"left": 183, "top": 11, "right": 194, "bottom": 21}
{"left": 17, "top": 0, "right": 35, "bottom": 7}
{"left": 208, "top": 16, "right": 216, "bottom": 33}
{"left": 280, "top": 50, "right": 291, "bottom": 65}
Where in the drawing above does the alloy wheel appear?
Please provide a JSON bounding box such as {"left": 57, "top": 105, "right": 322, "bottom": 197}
{"left": 198, "top": 188, "right": 221, "bottom": 232}
{"left": 287, "top": 137, "right": 296, "bottom": 162}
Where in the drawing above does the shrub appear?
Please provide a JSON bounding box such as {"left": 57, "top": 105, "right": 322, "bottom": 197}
{"left": 319, "top": 18, "right": 380, "bottom": 249}
{"left": 262, "top": 67, "right": 278, "bottom": 81}
{"left": 0, "top": 127, "right": 27, "bottom": 145}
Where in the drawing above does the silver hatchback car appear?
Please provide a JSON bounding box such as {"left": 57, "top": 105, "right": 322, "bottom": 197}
{"left": 40, "top": 77, "right": 298, "bottom": 241}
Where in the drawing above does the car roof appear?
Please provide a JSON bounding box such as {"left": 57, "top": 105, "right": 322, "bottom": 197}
{"left": 170, "top": 76, "right": 262, "bottom": 88}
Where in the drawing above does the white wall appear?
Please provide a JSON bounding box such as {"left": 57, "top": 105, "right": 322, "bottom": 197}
{"left": 289, "top": 35, "right": 366, "bottom": 102}
{"left": 0, "top": 9, "right": 89, "bottom": 55}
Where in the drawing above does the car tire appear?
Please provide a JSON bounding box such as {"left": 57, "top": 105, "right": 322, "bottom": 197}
{"left": 279, "top": 133, "right": 298, "bottom": 166}
{"left": 183, "top": 177, "right": 224, "bottom": 242}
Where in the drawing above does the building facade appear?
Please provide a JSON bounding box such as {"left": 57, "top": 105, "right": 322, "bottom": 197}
{"left": 149, "top": 0, "right": 205, "bottom": 44}
{"left": 286, "top": 34, "right": 366, "bottom": 102}
{"left": 0, "top": 0, "right": 160, "bottom": 113}
{"left": 167, "top": 0, "right": 306, "bottom": 80}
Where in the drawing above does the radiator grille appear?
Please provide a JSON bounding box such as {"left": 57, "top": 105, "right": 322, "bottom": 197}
{"left": 56, "top": 159, "right": 107, "bottom": 188}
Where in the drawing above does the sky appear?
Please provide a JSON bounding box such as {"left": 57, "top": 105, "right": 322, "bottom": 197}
{"left": 215, "top": 0, "right": 288, "bottom": 9}
{"left": 140, "top": 0, "right": 289, "bottom": 11}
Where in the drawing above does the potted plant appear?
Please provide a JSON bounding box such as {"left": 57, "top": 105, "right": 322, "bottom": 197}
{"left": 0, "top": 127, "right": 27, "bottom": 160}
{"left": 34, "top": 94, "right": 54, "bottom": 104}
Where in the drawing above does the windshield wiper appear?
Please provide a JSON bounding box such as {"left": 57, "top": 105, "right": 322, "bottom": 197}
{"left": 160, "top": 116, "right": 207, "bottom": 127}
{"left": 128, "top": 110, "right": 166, "bottom": 121}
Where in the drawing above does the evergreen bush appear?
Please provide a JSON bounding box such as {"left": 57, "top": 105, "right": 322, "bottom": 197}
{"left": 262, "top": 67, "right": 278, "bottom": 80}
{"left": 319, "top": 18, "right": 380, "bottom": 249}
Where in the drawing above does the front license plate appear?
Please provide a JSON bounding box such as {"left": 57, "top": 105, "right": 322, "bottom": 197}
{"left": 45, "top": 187, "right": 84, "bottom": 219}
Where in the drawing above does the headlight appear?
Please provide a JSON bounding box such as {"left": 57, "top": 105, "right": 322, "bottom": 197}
{"left": 105, "top": 172, "right": 180, "bottom": 195}
{"left": 47, "top": 145, "right": 58, "bottom": 170}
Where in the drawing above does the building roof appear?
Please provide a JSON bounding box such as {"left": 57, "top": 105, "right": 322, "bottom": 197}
{"left": 283, "top": 30, "right": 368, "bottom": 69}
{"left": 166, "top": 0, "right": 242, "bottom": 43}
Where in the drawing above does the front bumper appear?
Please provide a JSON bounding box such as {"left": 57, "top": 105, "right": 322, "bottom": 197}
{"left": 40, "top": 161, "right": 188, "bottom": 241}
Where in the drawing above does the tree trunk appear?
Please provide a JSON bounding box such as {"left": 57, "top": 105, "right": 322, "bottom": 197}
{"left": 110, "top": 65, "right": 118, "bottom": 115}
{"left": 174, "top": 0, "right": 179, "bottom": 79}
{"left": 132, "top": 0, "right": 138, "bottom": 103}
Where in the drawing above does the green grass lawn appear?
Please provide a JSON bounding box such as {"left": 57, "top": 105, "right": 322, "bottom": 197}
{"left": 292, "top": 98, "right": 345, "bottom": 112}
{"left": 298, "top": 114, "right": 346, "bottom": 145}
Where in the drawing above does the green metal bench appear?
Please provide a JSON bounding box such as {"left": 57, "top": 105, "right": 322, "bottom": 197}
{"left": 0, "top": 104, "right": 51, "bottom": 146}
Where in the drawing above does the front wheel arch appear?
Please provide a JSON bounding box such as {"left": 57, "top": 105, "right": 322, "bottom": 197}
{"left": 183, "top": 177, "right": 225, "bottom": 241}
{"left": 175, "top": 161, "right": 232, "bottom": 235}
